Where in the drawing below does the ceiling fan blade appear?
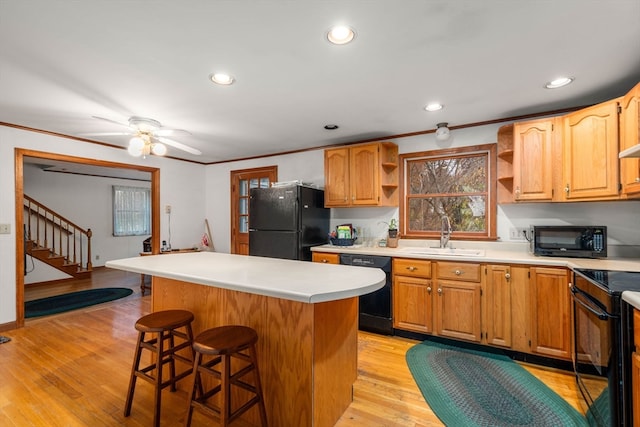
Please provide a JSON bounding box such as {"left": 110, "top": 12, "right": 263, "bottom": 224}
{"left": 155, "top": 137, "right": 202, "bottom": 155}
{"left": 154, "top": 128, "right": 192, "bottom": 137}
{"left": 79, "top": 132, "right": 132, "bottom": 137}
{"left": 92, "top": 116, "right": 132, "bottom": 129}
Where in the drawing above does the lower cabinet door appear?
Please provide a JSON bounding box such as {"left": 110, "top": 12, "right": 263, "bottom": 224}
{"left": 435, "top": 280, "right": 482, "bottom": 342}
{"left": 393, "top": 275, "right": 433, "bottom": 334}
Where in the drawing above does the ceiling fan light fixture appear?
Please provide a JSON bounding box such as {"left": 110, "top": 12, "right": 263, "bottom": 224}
{"left": 435, "top": 122, "right": 451, "bottom": 141}
{"left": 210, "top": 73, "right": 235, "bottom": 85}
{"left": 327, "top": 25, "right": 355, "bottom": 45}
{"left": 151, "top": 142, "right": 167, "bottom": 156}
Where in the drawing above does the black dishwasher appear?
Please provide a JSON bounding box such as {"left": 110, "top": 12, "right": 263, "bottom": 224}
{"left": 340, "top": 254, "right": 392, "bottom": 335}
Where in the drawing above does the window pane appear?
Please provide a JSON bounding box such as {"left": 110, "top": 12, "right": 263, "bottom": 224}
{"left": 408, "top": 155, "right": 487, "bottom": 195}
{"left": 239, "top": 179, "right": 248, "bottom": 196}
{"left": 249, "top": 178, "right": 259, "bottom": 188}
{"left": 239, "top": 215, "right": 248, "bottom": 233}
{"left": 408, "top": 196, "right": 486, "bottom": 233}
{"left": 113, "top": 185, "right": 151, "bottom": 236}
{"left": 239, "top": 197, "right": 248, "bottom": 215}
{"left": 260, "top": 177, "right": 270, "bottom": 188}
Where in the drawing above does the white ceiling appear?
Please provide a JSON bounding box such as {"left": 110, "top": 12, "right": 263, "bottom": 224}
{"left": 2, "top": 1, "right": 640, "bottom": 164}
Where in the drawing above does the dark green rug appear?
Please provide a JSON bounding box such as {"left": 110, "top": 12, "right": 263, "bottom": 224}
{"left": 25, "top": 288, "right": 133, "bottom": 318}
{"left": 406, "top": 339, "right": 588, "bottom": 427}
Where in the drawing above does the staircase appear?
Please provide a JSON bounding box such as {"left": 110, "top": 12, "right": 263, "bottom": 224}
{"left": 24, "top": 195, "right": 93, "bottom": 279}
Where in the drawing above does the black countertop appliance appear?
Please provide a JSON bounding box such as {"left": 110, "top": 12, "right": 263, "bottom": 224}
{"left": 249, "top": 184, "right": 329, "bottom": 261}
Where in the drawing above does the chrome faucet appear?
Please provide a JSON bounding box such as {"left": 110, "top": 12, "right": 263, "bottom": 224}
{"left": 440, "top": 216, "right": 452, "bottom": 248}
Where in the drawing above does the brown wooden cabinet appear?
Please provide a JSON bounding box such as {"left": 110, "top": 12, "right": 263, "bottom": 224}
{"left": 529, "top": 267, "right": 571, "bottom": 360}
{"left": 311, "top": 252, "right": 340, "bottom": 264}
{"left": 512, "top": 118, "right": 558, "bottom": 201}
{"left": 483, "top": 264, "right": 512, "bottom": 348}
{"left": 324, "top": 142, "right": 398, "bottom": 207}
{"left": 620, "top": 82, "right": 640, "bottom": 197}
{"left": 496, "top": 124, "right": 515, "bottom": 204}
{"left": 393, "top": 258, "right": 433, "bottom": 333}
{"left": 562, "top": 99, "right": 621, "bottom": 201}
{"left": 434, "top": 261, "right": 482, "bottom": 343}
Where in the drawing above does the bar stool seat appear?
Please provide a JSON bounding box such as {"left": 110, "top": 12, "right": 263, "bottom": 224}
{"left": 185, "top": 325, "right": 268, "bottom": 427}
{"left": 124, "top": 309, "right": 195, "bottom": 427}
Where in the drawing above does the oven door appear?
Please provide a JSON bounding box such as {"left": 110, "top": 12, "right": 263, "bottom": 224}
{"left": 572, "top": 282, "right": 619, "bottom": 426}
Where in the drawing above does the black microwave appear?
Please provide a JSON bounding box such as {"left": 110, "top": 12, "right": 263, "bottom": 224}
{"left": 530, "top": 225, "right": 607, "bottom": 258}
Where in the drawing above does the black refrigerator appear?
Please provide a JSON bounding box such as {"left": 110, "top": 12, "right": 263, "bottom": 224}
{"left": 249, "top": 185, "right": 330, "bottom": 261}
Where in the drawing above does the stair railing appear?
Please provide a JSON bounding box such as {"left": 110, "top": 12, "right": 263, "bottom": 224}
{"left": 23, "top": 194, "right": 93, "bottom": 272}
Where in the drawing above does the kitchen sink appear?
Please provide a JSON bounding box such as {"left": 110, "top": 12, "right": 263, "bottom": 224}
{"left": 398, "top": 247, "right": 486, "bottom": 257}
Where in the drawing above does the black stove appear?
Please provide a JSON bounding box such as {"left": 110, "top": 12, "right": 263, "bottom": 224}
{"left": 574, "top": 269, "right": 640, "bottom": 295}
{"left": 572, "top": 268, "right": 640, "bottom": 426}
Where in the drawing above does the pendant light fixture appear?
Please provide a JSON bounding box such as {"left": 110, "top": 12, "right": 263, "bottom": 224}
{"left": 435, "top": 122, "right": 451, "bottom": 141}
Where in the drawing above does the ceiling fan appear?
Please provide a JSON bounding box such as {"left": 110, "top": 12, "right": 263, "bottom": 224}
{"left": 85, "top": 116, "right": 202, "bottom": 157}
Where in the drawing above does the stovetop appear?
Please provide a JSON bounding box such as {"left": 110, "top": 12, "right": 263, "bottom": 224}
{"left": 575, "top": 269, "right": 640, "bottom": 294}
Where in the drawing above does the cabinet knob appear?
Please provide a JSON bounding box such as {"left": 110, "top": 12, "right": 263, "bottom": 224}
{"left": 407, "top": 266, "right": 417, "bottom": 272}
{"left": 564, "top": 184, "right": 570, "bottom": 193}
{"left": 505, "top": 273, "right": 511, "bottom": 280}
{"left": 427, "top": 286, "right": 432, "bottom": 293}
{"left": 437, "top": 288, "right": 442, "bottom": 294}
{"left": 321, "top": 259, "right": 329, "bottom": 263}
{"left": 636, "top": 177, "right": 640, "bottom": 183}
{"left": 455, "top": 269, "right": 462, "bottom": 276}
{"left": 515, "top": 187, "right": 521, "bottom": 196}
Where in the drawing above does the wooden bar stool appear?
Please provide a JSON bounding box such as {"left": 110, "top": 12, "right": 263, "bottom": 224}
{"left": 185, "top": 325, "right": 268, "bottom": 427}
{"left": 124, "top": 309, "right": 195, "bottom": 427}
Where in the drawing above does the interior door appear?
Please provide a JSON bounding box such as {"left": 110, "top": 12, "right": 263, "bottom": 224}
{"left": 230, "top": 166, "right": 277, "bottom": 255}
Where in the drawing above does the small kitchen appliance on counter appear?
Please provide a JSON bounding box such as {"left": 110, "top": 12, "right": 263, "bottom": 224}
{"left": 572, "top": 268, "right": 640, "bottom": 426}
{"left": 530, "top": 225, "right": 607, "bottom": 258}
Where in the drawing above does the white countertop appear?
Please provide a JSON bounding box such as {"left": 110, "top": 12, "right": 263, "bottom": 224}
{"left": 312, "top": 243, "right": 640, "bottom": 272}
{"left": 105, "top": 251, "right": 386, "bottom": 304}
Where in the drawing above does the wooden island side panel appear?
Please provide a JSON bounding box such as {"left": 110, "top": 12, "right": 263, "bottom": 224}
{"left": 151, "top": 276, "right": 358, "bottom": 427}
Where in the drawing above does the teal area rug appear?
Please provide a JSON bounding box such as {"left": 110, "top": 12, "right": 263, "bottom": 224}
{"left": 25, "top": 288, "right": 133, "bottom": 318}
{"left": 406, "top": 339, "right": 588, "bottom": 427}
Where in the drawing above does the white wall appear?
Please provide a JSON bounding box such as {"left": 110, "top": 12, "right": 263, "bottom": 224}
{"left": 0, "top": 126, "right": 206, "bottom": 324}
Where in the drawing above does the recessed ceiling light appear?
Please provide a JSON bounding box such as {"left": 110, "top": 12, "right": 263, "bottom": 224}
{"left": 324, "top": 124, "right": 339, "bottom": 130}
{"left": 424, "top": 103, "right": 444, "bottom": 112}
{"left": 327, "top": 25, "right": 356, "bottom": 45}
{"left": 209, "top": 73, "right": 235, "bottom": 85}
{"left": 545, "top": 77, "right": 574, "bottom": 89}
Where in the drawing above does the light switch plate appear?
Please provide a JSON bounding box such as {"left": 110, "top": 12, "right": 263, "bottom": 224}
{"left": 0, "top": 224, "right": 10, "bottom": 234}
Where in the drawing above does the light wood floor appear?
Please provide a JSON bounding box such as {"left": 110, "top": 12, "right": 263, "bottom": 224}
{"left": 2, "top": 268, "right": 587, "bottom": 426}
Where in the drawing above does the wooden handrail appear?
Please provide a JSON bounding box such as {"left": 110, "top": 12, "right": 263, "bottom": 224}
{"left": 23, "top": 194, "right": 93, "bottom": 272}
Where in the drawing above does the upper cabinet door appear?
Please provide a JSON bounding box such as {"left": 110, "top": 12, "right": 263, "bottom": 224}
{"left": 620, "top": 82, "right": 640, "bottom": 196}
{"left": 324, "top": 147, "right": 350, "bottom": 207}
{"left": 562, "top": 99, "right": 620, "bottom": 201}
{"left": 350, "top": 143, "right": 379, "bottom": 205}
{"left": 513, "top": 119, "right": 555, "bottom": 201}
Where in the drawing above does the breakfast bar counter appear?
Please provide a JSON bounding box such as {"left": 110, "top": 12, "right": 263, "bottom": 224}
{"left": 106, "top": 251, "right": 385, "bottom": 427}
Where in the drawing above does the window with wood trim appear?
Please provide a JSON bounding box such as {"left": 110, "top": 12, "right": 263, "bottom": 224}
{"left": 399, "top": 144, "right": 497, "bottom": 240}
{"left": 112, "top": 185, "right": 151, "bottom": 236}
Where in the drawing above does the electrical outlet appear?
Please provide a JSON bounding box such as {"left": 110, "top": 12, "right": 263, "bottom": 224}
{"left": 0, "top": 224, "right": 10, "bottom": 234}
{"left": 95, "top": 255, "right": 100, "bottom": 260}
{"left": 509, "top": 227, "right": 528, "bottom": 241}
{"left": 165, "top": 205, "right": 172, "bottom": 214}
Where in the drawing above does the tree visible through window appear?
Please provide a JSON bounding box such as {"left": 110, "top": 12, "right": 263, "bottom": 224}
{"left": 112, "top": 185, "right": 151, "bottom": 236}
{"left": 401, "top": 144, "right": 496, "bottom": 239}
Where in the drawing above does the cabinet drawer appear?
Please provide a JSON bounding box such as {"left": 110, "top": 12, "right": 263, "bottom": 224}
{"left": 634, "top": 310, "right": 640, "bottom": 350}
{"left": 393, "top": 258, "right": 432, "bottom": 278}
{"left": 312, "top": 252, "right": 340, "bottom": 264}
{"left": 437, "top": 261, "right": 481, "bottom": 282}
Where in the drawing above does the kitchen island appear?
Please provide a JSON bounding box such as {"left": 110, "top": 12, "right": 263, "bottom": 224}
{"left": 106, "top": 251, "right": 386, "bottom": 427}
